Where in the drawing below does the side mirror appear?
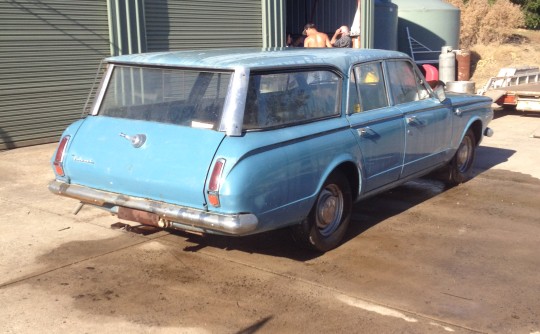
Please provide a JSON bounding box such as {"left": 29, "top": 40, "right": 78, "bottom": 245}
{"left": 429, "top": 80, "right": 447, "bottom": 102}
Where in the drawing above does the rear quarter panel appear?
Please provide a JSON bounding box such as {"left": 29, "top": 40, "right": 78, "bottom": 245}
{"left": 213, "top": 117, "right": 361, "bottom": 233}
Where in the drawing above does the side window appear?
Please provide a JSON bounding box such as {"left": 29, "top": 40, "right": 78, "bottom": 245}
{"left": 243, "top": 70, "right": 340, "bottom": 130}
{"left": 349, "top": 62, "right": 389, "bottom": 113}
{"left": 386, "top": 60, "right": 431, "bottom": 105}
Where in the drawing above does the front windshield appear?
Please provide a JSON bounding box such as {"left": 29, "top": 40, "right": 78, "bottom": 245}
{"left": 98, "top": 65, "right": 232, "bottom": 129}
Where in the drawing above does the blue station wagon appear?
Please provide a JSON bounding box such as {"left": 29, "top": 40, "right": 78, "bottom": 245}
{"left": 49, "top": 48, "right": 493, "bottom": 252}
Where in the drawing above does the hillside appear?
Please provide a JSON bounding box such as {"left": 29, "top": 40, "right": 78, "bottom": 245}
{"left": 469, "top": 29, "right": 540, "bottom": 90}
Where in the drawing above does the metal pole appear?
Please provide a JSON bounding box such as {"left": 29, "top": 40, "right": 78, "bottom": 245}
{"left": 360, "top": 0, "right": 374, "bottom": 49}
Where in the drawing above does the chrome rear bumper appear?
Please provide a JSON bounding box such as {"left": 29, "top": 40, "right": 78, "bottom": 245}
{"left": 48, "top": 180, "right": 258, "bottom": 235}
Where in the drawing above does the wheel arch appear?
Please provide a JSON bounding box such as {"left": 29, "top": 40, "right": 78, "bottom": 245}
{"left": 291, "top": 161, "right": 357, "bottom": 252}
{"left": 469, "top": 119, "right": 483, "bottom": 146}
{"left": 333, "top": 161, "right": 360, "bottom": 202}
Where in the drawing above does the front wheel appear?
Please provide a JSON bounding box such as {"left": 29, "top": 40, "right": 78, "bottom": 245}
{"left": 446, "top": 129, "right": 477, "bottom": 186}
{"left": 291, "top": 171, "right": 352, "bottom": 252}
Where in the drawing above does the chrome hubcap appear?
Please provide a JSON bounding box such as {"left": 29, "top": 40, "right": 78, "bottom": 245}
{"left": 456, "top": 136, "right": 472, "bottom": 172}
{"left": 316, "top": 184, "right": 343, "bottom": 237}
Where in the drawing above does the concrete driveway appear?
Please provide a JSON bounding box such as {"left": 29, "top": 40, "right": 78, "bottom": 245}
{"left": 1, "top": 110, "right": 539, "bottom": 333}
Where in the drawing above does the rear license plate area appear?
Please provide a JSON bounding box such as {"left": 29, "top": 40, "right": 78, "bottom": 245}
{"left": 118, "top": 207, "right": 159, "bottom": 226}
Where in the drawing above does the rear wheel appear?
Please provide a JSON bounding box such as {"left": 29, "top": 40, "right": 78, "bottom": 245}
{"left": 446, "top": 129, "right": 477, "bottom": 186}
{"left": 292, "top": 171, "right": 352, "bottom": 252}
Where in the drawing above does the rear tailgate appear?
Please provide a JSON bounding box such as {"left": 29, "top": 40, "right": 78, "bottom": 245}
{"left": 63, "top": 116, "right": 225, "bottom": 209}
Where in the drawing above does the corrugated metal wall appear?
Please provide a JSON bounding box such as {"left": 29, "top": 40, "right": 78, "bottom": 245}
{"left": 145, "top": 0, "right": 263, "bottom": 52}
{"left": 262, "top": 0, "right": 286, "bottom": 48}
{"left": 0, "top": 0, "right": 111, "bottom": 150}
{"left": 108, "top": 0, "right": 147, "bottom": 55}
{"left": 0, "top": 0, "right": 272, "bottom": 150}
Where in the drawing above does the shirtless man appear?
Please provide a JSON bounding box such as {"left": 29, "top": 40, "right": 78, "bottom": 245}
{"left": 302, "top": 23, "right": 332, "bottom": 48}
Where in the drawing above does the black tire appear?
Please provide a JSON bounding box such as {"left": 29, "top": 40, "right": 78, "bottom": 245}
{"left": 291, "top": 171, "right": 352, "bottom": 252}
{"left": 446, "top": 128, "right": 477, "bottom": 186}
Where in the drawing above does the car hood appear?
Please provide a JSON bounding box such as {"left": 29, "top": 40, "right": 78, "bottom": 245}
{"left": 62, "top": 116, "right": 225, "bottom": 209}
{"left": 445, "top": 92, "right": 493, "bottom": 106}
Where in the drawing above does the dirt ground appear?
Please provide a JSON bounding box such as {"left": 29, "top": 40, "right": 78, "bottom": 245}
{"left": 2, "top": 27, "right": 540, "bottom": 333}
{"left": 0, "top": 111, "right": 539, "bottom": 333}
{"left": 470, "top": 29, "right": 540, "bottom": 90}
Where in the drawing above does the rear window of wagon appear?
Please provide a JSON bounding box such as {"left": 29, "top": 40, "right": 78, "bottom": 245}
{"left": 98, "top": 65, "right": 232, "bottom": 130}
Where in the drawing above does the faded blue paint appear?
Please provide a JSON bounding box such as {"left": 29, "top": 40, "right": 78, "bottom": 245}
{"left": 51, "top": 48, "right": 493, "bottom": 237}
{"left": 348, "top": 106, "right": 405, "bottom": 192}
{"left": 106, "top": 47, "right": 408, "bottom": 72}
{"left": 62, "top": 116, "right": 225, "bottom": 209}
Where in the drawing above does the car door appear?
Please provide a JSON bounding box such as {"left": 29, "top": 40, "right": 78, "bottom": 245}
{"left": 347, "top": 62, "right": 406, "bottom": 193}
{"left": 385, "top": 60, "right": 453, "bottom": 178}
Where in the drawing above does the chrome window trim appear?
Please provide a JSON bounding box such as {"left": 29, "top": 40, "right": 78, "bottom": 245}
{"left": 91, "top": 64, "right": 115, "bottom": 116}
{"left": 220, "top": 66, "right": 250, "bottom": 136}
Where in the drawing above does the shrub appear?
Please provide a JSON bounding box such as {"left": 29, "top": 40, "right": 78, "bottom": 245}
{"left": 511, "top": 0, "right": 540, "bottom": 29}
{"left": 523, "top": 1, "right": 540, "bottom": 29}
{"left": 446, "top": 0, "right": 525, "bottom": 47}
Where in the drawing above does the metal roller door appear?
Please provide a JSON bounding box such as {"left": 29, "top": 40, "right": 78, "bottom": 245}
{"left": 145, "top": 0, "right": 263, "bottom": 52}
{"left": 0, "top": 0, "right": 110, "bottom": 150}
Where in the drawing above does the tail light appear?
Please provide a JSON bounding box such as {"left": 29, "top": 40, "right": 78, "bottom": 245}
{"left": 53, "top": 135, "right": 70, "bottom": 176}
{"left": 497, "top": 94, "right": 516, "bottom": 105}
{"left": 207, "top": 158, "right": 225, "bottom": 207}
{"left": 503, "top": 94, "right": 516, "bottom": 105}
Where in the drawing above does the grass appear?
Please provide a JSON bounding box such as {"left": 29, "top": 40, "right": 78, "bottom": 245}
{"left": 469, "top": 29, "right": 540, "bottom": 88}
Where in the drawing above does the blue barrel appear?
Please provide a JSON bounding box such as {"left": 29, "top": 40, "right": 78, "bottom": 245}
{"left": 374, "top": 0, "right": 398, "bottom": 50}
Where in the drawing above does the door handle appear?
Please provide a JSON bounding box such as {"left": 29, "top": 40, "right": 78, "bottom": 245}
{"left": 406, "top": 116, "right": 423, "bottom": 126}
{"left": 357, "top": 127, "right": 380, "bottom": 139}
{"left": 358, "top": 127, "right": 371, "bottom": 137}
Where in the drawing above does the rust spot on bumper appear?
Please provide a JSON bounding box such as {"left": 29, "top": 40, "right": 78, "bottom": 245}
{"left": 118, "top": 207, "right": 159, "bottom": 227}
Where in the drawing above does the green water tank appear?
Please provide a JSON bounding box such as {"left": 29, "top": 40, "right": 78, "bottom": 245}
{"left": 392, "top": 0, "right": 460, "bottom": 63}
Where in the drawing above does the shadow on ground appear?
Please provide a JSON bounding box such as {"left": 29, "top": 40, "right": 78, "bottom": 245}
{"left": 493, "top": 106, "right": 540, "bottom": 120}
{"left": 170, "top": 177, "right": 450, "bottom": 261}
{"left": 56, "top": 144, "right": 517, "bottom": 262}
{"left": 14, "top": 169, "right": 539, "bottom": 332}
{"left": 475, "top": 146, "right": 516, "bottom": 174}
{"left": 171, "top": 144, "right": 517, "bottom": 260}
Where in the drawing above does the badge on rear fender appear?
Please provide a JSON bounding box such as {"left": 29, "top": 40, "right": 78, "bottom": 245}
{"left": 72, "top": 156, "right": 95, "bottom": 164}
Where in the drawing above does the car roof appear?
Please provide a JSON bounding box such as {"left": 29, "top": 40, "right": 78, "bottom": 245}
{"left": 106, "top": 47, "right": 411, "bottom": 73}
